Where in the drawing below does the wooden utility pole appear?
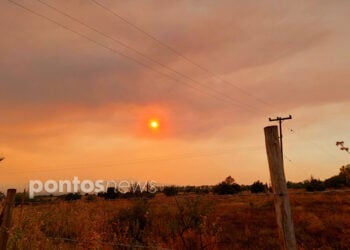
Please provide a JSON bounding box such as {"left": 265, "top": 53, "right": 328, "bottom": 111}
{"left": 264, "top": 126, "right": 296, "bottom": 250}
{"left": 269, "top": 115, "right": 292, "bottom": 160}
{"left": 0, "top": 189, "right": 16, "bottom": 250}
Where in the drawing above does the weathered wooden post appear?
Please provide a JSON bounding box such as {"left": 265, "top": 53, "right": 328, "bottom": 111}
{"left": 264, "top": 126, "right": 296, "bottom": 250}
{"left": 0, "top": 189, "right": 16, "bottom": 250}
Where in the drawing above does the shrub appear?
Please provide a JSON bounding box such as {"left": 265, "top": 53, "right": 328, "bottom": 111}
{"left": 163, "top": 186, "right": 178, "bottom": 196}
{"left": 324, "top": 175, "right": 346, "bottom": 188}
{"left": 85, "top": 194, "right": 97, "bottom": 202}
{"left": 212, "top": 176, "right": 241, "bottom": 195}
{"left": 213, "top": 182, "right": 241, "bottom": 194}
{"left": 323, "top": 165, "right": 350, "bottom": 188}
{"left": 169, "top": 196, "right": 219, "bottom": 249}
{"left": 104, "top": 187, "right": 119, "bottom": 200}
{"left": 111, "top": 199, "right": 149, "bottom": 244}
{"left": 251, "top": 181, "right": 267, "bottom": 193}
{"left": 63, "top": 193, "right": 82, "bottom": 201}
{"left": 195, "top": 185, "right": 210, "bottom": 194}
{"left": 184, "top": 186, "right": 196, "bottom": 193}
{"left": 287, "top": 181, "right": 305, "bottom": 189}
{"left": 0, "top": 191, "right": 5, "bottom": 201}
{"left": 304, "top": 178, "right": 325, "bottom": 192}
{"left": 14, "top": 192, "right": 31, "bottom": 205}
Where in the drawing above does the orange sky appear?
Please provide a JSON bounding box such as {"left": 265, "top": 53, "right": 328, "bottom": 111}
{"left": 1, "top": 0, "right": 350, "bottom": 191}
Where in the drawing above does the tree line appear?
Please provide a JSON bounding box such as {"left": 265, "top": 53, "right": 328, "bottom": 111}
{"left": 1, "top": 164, "right": 349, "bottom": 202}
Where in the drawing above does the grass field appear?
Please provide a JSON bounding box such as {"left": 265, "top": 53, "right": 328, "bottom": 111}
{"left": 4, "top": 191, "right": 350, "bottom": 249}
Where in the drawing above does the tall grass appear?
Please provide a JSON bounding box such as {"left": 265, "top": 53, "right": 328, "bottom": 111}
{"left": 5, "top": 192, "right": 350, "bottom": 249}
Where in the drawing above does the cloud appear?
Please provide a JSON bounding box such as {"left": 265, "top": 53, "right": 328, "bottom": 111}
{"left": 0, "top": 0, "right": 349, "bottom": 140}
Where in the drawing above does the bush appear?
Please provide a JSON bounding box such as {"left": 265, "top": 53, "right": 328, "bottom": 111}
{"left": 63, "top": 193, "right": 82, "bottom": 201}
{"left": 213, "top": 176, "right": 241, "bottom": 195}
{"left": 213, "top": 182, "right": 241, "bottom": 195}
{"left": 251, "top": 181, "right": 267, "bottom": 193}
{"left": 304, "top": 178, "right": 325, "bottom": 192}
{"left": 171, "top": 197, "right": 217, "bottom": 249}
{"left": 14, "top": 192, "right": 31, "bottom": 205}
{"left": 0, "top": 191, "right": 5, "bottom": 201}
{"left": 184, "top": 186, "right": 196, "bottom": 193}
{"left": 195, "top": 186, "right": 210, "bottom": 194}
{"left": 111, "top": 199, "right": 149, "bottom": 244}
{"left": 104, "top": 187, "right": 119, "bottom": 200}
{"left": 324, "top": 165, "right": 350, "bottom": 188}
{"left": 325, "top": 175, "right": 346, "bottom": 188}
{"left": 85, "top": 194, "right": 97, "bottom": 202}
{"left": 163, "top": 186, "right": 178, "bottom": 196}
{"left": 287, "top": 181, "right": 305, "bottom": 189}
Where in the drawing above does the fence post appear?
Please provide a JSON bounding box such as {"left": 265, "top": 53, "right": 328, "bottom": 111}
{"left": 0, "top": 189, "right": 16, "bottom": 250}
{"left": 264, "top": 126, "right": 296, "bottom": 250}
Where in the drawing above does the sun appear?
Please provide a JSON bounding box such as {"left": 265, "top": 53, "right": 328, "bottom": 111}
{"left": 149, "top": 119, "right": 159, "bottom": 129}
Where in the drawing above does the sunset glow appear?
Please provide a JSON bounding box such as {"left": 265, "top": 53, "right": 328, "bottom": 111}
{"left": 1, "top": 1, "right": 350, "bottom": 247}
{"left": 0, "top": 1, "right": 349, "bottom": 191}
{"left": 149, "top": 120, "right": 159, "bottom": 130}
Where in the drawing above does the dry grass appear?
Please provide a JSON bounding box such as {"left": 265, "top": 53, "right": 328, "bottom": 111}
{"left": 4, "top": 192, "right": 350, "bottom": 249}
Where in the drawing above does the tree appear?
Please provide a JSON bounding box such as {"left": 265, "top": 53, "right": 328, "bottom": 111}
{"left": 224, "top": 176, "right": 235, "bottom": 185}
{"left": 323, "top": 164, "right": 350, "bottom": 188}
{"left": 213, "top": 176, "right": 241, "bottom": 195}
{"left": 339, "top": 164, "right": 350, "bottom": 186}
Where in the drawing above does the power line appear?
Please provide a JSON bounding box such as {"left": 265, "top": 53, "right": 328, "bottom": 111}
{"left": 287, "top": 126, "right": 338, "bottom": 160}
{"left": 7, "top": 0, "right": 338, "bottom": 170}
{"left": 89, "top": 0, "right": 343, "bottom": 163}
{"left": 35, "top": 0, "right": 263, "bottom": 114}
{"left": 9, "top": 0, "right": 263, "bottom": 115}
{"left": 3, "top": 1, "right": 215, "bottom": 107}
{"left": 91, "top": 0, "right": 272, "bottom": 108}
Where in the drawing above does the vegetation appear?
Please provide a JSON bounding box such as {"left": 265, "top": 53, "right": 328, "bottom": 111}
{"left": 250, "top": 180, "right": 268, "bottom": 193}
{"left": 94, "top": 186, "right": 156, "bottom": 200}
{"left": 4, "top": 192, "right": 350, "bottom": 249}
{"left": 287, "top": 181, "right": 305, "bottom": 189}
{"left": 325, "top": 164, "right": 350, "bottom": 188}
{"left": 110, "top": 199, "right": 149, "bottom": 244}
{"left": 286, "top": 165, "right": 350, "bottom": 191}
{"left": 0, "top": 191, "right": 5, "bottom": 201}
{"left": 2, "top": 168, "right": 350, "bottom": 248}
{"left": 212, "top": 176, "right": 241, "bottom": 195}
{"left": 304, "top": 177, "right": 326, "bottom": 192}
{"left": 61, "top": 193, "right": 82, "bottom": 201}
{"left": 104, "top": 187, "right": 119, "bottom": 200}
{"left": 163, "top": 185, "right": 179, "bottom": 196}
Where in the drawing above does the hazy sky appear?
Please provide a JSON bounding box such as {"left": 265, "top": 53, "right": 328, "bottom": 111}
{"left": 1, "top": 0, "right": 350, "bottom": 190}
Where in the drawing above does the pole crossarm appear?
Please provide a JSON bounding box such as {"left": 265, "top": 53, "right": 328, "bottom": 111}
{"left": 269, "top": 115, "right": 292, "bottom": 122}
{"left": 268, "top": 115, "right": 292, "bottom": 159}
